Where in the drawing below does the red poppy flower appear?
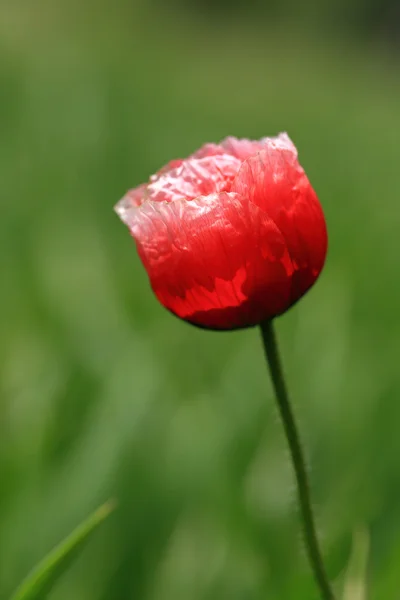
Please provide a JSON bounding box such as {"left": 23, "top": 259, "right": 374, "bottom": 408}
{"left": 115, "top": 134, "right": 327, "bottom": 330}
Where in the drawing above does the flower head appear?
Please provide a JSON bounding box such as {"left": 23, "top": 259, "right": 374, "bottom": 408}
{"left": 115, "top": 134, "right": 327, "bottom": 330}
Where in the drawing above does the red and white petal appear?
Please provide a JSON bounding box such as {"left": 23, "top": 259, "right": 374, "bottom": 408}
{"left": 232, "top": 146, "right": 301, "bottom": 214}
{"left": 260, "top": 132, "right": 298, "bottom": 156}
{"left": 128, "top": 192, "right": 294, "bottom": 329}
{"left": 144, "top": 155, "right": 241, "bottom": 203}
{"left": 115, "top": 184, "right": 148, "bottom": 225}
{"left": 231, "top": 146, "right": 327, "bottom": 303}
{"left": 219, "top": 132, "right": 296, "bottom": 161}
{"left": 221, "top": 137, "right": 267, "bottom": 160}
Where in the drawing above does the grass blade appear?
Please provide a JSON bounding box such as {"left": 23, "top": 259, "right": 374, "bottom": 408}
{"left": 342, "top": 526, "right": 370, "bottom": 600}
{"left": 10, "top": 500, "right": 116, "bottom": 600}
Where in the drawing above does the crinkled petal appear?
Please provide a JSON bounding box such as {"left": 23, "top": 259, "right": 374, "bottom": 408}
{"left": 115, "top": 184, "right": 148, "bottom": 224}
{"left": 188, "top": 133, "right": 295, "bottom": 162}
{"left": 231, "top": 141, "right": 327, "bottom": 302}
{"left": 221, "top": 137, "right": 266, "bottom": 160}
{"left": 220, "top": 132, "right": 296, "bottom": 161}
{"left": 231, "top": 145, "right": 301, "bottom": 213}
{"left": 114, "top": 153, "right": 241, "bottom": 220}
{"left": 260, "top": 132, "right": 298, "bottom": 156}
{"left": 144, "top": 155, "right": 242, "bottom": 203}
{"left": 127, "top": 192, "right": 294, "bottom": 329}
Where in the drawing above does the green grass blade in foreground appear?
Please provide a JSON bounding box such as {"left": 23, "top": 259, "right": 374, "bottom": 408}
{"left": 342, "top": 527, "right": 370, "bottom": 600}
{"left": 10, "top": 500, "right": 116, "bottom": 600}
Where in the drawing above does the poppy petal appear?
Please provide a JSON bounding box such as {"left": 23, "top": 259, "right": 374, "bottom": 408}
{"left": 128, "top": 192, "right": 294, "bottom": 329}
{"left": 232, "top": 141, "right": 327, "bottom": 301}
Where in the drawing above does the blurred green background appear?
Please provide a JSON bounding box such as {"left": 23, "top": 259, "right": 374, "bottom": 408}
{"left": 1, "top": 0, "right": 400, "bottom": 598}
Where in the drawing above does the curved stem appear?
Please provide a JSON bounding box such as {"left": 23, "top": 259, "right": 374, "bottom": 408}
{"left": 260, "top": 319, "right": 335, "bottom": 600}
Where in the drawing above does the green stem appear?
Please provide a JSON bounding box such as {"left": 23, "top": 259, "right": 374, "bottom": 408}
{"left": 260, "top": 319, "right": 335, "bottom": 600}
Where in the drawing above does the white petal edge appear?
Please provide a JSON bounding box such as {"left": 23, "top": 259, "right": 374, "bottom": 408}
{"left": 260, "top": 132, "right": 298, "bottom": 156}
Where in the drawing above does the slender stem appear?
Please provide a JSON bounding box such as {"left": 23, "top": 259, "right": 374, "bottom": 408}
{"left": 260, "top": 319, "right": 335, "bottom": 600}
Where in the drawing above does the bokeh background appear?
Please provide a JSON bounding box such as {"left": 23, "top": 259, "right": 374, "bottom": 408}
{"left": 1, "top": 0, "right": 400, "bottom": 598}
